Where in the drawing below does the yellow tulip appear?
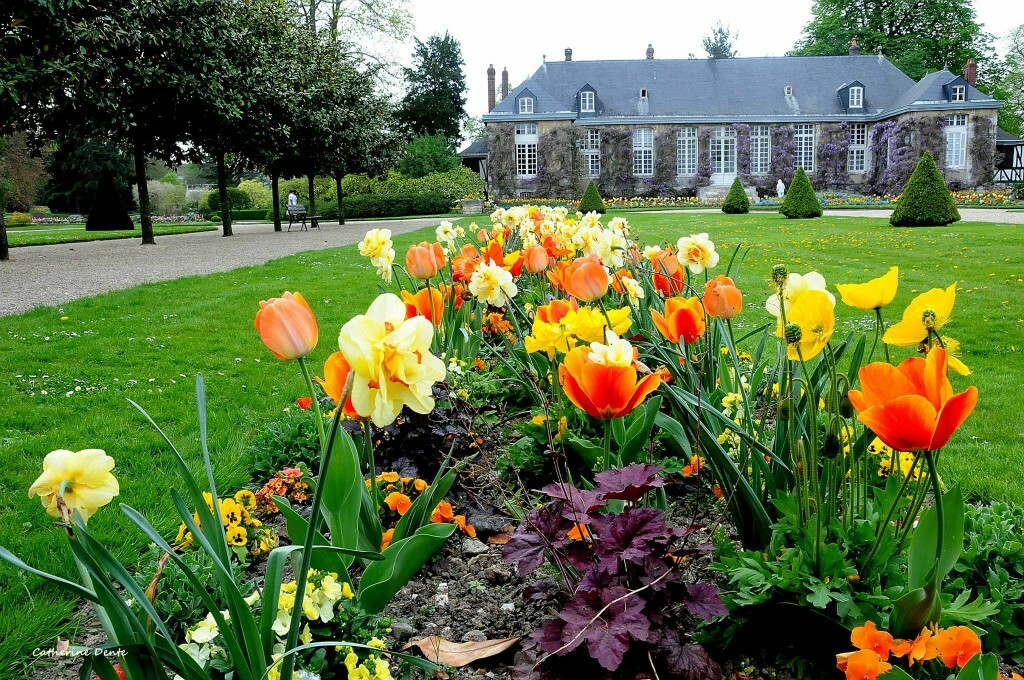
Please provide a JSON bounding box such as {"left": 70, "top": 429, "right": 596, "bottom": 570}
{"left": 338, "top": 293, "right": 446, "bottom": 427}
{"left": 28, "top": 449, "right": 119, "bottom": 521}
{"left": 777, "top": 290, "right": 835, "bottom": 360}
{"left": 836, "top": 266, "right": 899, "bottom": 310}
{"left": 883, "top": 283, "right": 956, "bottom": 347}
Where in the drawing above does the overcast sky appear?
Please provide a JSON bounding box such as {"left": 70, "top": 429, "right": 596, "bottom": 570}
{"left": 402, "top": 0, "right": 1024, "bottom": 119}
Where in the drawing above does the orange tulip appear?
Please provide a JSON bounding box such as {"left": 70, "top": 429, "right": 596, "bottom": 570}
{"left": 451, "top": 244, "right": 480, "bottom": 282}
{"left": 535, "top": 298, "right": 577, "bottom": 324}
{"left": 541, "top": 234, "right": 572, "bottom": 259}
{"left": 651, "top": 297, "right": 706, "bottom": 345}
{"left": 558, "top": 344, "right": 661, "bottom": 419}
{"left": 315, "top": 352, "right": 359, "bottom": 419}
{"left": 401, "top": 287, "right": 444, "bottom": 326}
{"left": 650, "top": 250, "right": 684, "bottom": 296}
{"left": 847, "top": 347, "right": 978, "bottom": 452}
{"left": 254, "top": 291, "right": 318, "bottom": 361}
{"left": 935, "top": 626, "right": 982, "bottom": 669}
{"left": 406, "top": 242, "right": 446, "bottom": 279}
{"left": 703, "top": 275, "right": 743, "bottom": 319}
{"left": 560, "top": 254, "right": 610, "bottom": 302}
{"left": 524, "top": 244, "right": 551, "bottom": 273}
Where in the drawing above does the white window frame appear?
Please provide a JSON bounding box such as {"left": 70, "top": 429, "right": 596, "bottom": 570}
{"left": 676, "top": 127, "right": 697, "bottom": 175}
{"left": 794, "top": 123, "right": 815, "bottom": 173}
{"left": 580, "top": 91, "right": 595, "bottom": 113}
{"left": 583, "top": 129, "right": 601, "bottom": 176}
{"left": 849, "top": 86, "right": 863, "bottom": 108}
{"left": 847, "top": 123, "right": 867, "bottom": 173}
{"left": 944, "top": 115, "right": 968, "bottom": 168}
{"left": 515, "top": 123, "right": 538, "bottom": 177}
{"left": 952, "top": 85, "right": 966, "bottom": 102}
{"left": 518, "top": 97, "right": 534, "bottom": 114}
{"left": 750, "top": 125, "right": 771, "bottom": 175}
{"left": 632, "top": 127, "right": 654, "bottom": 176}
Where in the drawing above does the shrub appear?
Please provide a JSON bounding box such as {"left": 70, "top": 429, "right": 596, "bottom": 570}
{"left": 157, "top": 171, "right": 180, "bottom": 185}
{"left": 397, "top": 134, "right": 460, "bottom": 178}
{"left": 722, "top": 177, "right": 750, "bottom": 214}
{"left": 29, "top": 206, "right": 51, "bottom": 217}
{"left": 578, "top": 180, "right": 606, "bottom": 214}
{"left": 87, "top": 164, "right": 134, "bottom": 231}
{"left": 780, "top": 167, "right": 823, "bottom": 219}
{"left": 246, "top": 408, "right": 322, "bottom": 479}
{"left": 147, "top": 180, "right": 187, "bottom": 216}
{"left": 341, "top": 168, "right": 483, "bottom": 203}
{"left": 340, "top": 192, "right": 453, "bottom": 219}
{"left": 5, "top": 211, "right": 31, "bottom": 226}
{"left": 890, "top": 151, "right": 961, "bottom": 227}
{"left": 236, "top": 179, "right": 272, "bottom": 210}
{"left": 213, "top": 208, "right": 267, "bottom": 222}
{"left": 199, "top": 187, "right": 252, "bottom": 215}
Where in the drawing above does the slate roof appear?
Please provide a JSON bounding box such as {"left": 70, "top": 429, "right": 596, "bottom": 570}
{"left": 996, "top": 127, "right": 1023, "bottom": 145}
{"left": 458, "top": 138, "right": 488, "bottom": 157}
{"left": 482, "top": 55, "right": 1002, "bottom": 124}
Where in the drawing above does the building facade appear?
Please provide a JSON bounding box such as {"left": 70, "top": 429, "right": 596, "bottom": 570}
{"left": 475, "top": 45, "right": 1005, "bottom": 199}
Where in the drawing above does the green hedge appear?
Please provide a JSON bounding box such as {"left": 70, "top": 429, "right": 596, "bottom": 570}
{"left": 200, "top": 188, "right": 252, "bottom": 215}
{"left": 264, "top": 193, "right": 454, "bottom": 221}
{"left": 341, "top": 167, "right": 483, "bottom": 203}
{"left": 890, "top": 152, "right": 961, "bottom": 227}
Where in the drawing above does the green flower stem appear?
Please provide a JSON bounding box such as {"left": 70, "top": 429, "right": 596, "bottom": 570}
{"left": 864, "top": 450, "right": 923, "bottom": 569}
{"left": 603, "top": 419, "right": 613, "bottom": 471}
{"left": 297, "top": 357, "right": 327, "bottom": 454}
{"left": 281, "top": 406, "right": 343, "bottom": 680}
{"left": 925, "top": 450, "right": 944, "bottom": 575}
{"left": 876, "top": 308, "right": 891, "bottom": 364}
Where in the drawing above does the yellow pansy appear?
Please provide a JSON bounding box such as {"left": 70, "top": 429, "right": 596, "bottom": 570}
{"left": 836, "top": 266, "right": 899, "bottom": 310}
{"left": 28, "top": 449, "right": 119, "bottom": 521}
{"left": 226, "top": 525, "right": 247, "bottom": 546}
{"left": 234, "top": 489, "right": 256, "bottom": 511}
{"left": 777, "top": 290, "right": 835, "bottom": 360}
{"left": 883, "top": 282, "right": 956, "bottom": 346}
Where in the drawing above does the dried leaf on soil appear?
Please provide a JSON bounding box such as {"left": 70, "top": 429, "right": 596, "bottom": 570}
{"left": 402, "top": 635, "right": 520, "bottom": 666}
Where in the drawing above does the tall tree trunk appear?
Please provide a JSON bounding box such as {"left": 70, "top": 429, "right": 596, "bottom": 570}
{"left": 217, "top": 151, "right": 233, "bottom": 237}
{"left": 271, "top": 171, "right": 282, "bottom": 232}
{"left": 307, "top": 173, "right": 316, "bottom": 216}
{"left": 134, "top": 139, "right": 155, "bottom": 245}
{"left": 335, "top": 173, "right": 345, "bottom": 225}
{"left": 0, "top": 208, "right": 9, "bottom": 262}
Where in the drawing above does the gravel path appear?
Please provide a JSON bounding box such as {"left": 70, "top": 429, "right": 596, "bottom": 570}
{"left": 0, "top": 219, "right": 439, "bottom": 317}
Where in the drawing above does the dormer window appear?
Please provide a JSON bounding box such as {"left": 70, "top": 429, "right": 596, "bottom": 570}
{"left": 952, "top": 85, "right": 966, "bottom": 102}
{"left": 518, "top": 96, "right": 534, "bottom": 114}
{"left": 580, "top": 91, "right": 595, "bottom": 112}
{"left": 849, "top": 86, "right": 863, "bottom": 108}
{"left": 785, "top": 85, "right": 794, "bottom": 96}
{"left": 640, "top": 88, "right": 649, "bottom": 99}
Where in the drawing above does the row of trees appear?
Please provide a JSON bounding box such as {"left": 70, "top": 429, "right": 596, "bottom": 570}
{"left": 1, "top": 0, "right": 409, "bottom": 260}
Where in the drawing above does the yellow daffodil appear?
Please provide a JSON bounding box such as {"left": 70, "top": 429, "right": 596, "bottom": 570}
{"left": 338, "top": 293, "right": 446, "bottom": 427}
{"left": 523, "top": 305, "right": 631, "bottom": 357}
{"left": 836, "top": 266, "right": 899, "bottom": 310}
{"left": 469, "top": 260, "right": 518, "bottom": 307}
{"left": 766, "top": 271, "right": 835, "bottom": 317}
{"left": 777, "top": 290, "right": 835, "bottom": 360}
{"left": 28, "top": 449, "right": 119, "bottom": 521}
{"left": 883, "top": 283, "right": 956, "bottom": 346}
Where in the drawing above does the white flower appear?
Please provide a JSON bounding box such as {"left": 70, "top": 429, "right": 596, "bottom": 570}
{"left": 359, "top": 229, "right": 393, "bottom": 260}
{"left": 469, "top": 260, "right": 517, "bottom": 307}
{"left": 765, "top": 271, "right": 836, "bottom": 317}
{"left": 676, "top": 233, "right": 720, "bottom": 274}
{"left": 186, "top": 614, "right": 220, "bottom": 644}
{"left": 587, "top": 330, "right": 634, "bottom": 367}
{"left": 642, "top": 245, "right": 663, "bottom": 261}
{"left": 592, "top": 229, "right": 627, "bottom": 268}
{"left": 435, "top": 220, "right": 456, "bottom": 244}
{"left": 618, "top": 274, "right": 645, "bottom": 304}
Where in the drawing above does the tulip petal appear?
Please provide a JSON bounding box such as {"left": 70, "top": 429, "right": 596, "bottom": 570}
{"left": 620, "top": 374, "right": 662, "bottom": 417}
{"left": 855, "top": 361, "right": 920, "bottom": 410}
{"left": 930, "top": 386, "right": 978, "bottom": 450}
{"left": 857, "top": 395, "right": 938, "bottom": 452}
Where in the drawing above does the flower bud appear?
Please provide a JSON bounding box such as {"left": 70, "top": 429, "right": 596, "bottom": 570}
{"left": 784, "top": 323, "right": 803, "bottom": 345}
{"left": 777, "top": 399, "right": 792, "bottom": 421}
{"left": 771, "top": 264, "right": 789, "bottom": 288}
{"left": 822, "top": 433, "right": 842, "bottom": 459}
{"left": 839, "top": 395, "right": 854, "bottom": 419}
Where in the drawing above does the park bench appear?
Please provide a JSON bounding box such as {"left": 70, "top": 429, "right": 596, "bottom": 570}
{"left": 286, "top": 204, "right": 321, "bottom": 232}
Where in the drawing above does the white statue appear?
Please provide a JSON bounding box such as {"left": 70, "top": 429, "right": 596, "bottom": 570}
{"left": 777, "top": 179, "right": 786, "bottom": 199}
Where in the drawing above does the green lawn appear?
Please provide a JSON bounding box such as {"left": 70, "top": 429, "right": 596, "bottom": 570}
{"left": 6, "top": 222, "right": 218, "bottom": 247}
{"left": 0, "top": 211, "right": 1020, "bottom": 673}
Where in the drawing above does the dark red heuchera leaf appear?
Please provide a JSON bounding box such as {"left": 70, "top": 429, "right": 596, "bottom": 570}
{"left": 682, "top": 582, "right": 728, "bottom": 621}
{"left": 661, "top": 630, "right": 722, "bottom": 680}
{"left": 539, "top": 482, "right": 606, "bottom": 518}
{"left": 590, "top": 507, "right": 669, "bottom": 571}
{"left": 553, "top": 587, "right": 652, "bottom": 671}
{"left": 593, "top": 463, "right": 664, "bottom": 502}
{"left": 504, "top": 501, "right": 571, "bottom": 574}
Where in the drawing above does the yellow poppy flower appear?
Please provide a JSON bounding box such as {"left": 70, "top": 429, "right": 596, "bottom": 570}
{"left": 883, "top": 283, "right": 956, "bottom": 346}
{"left": 777, "top": 290, "right": 835, "bottom": 360}
{"left": 28, "top": 449, "right": 119, "bottom": 521}
{"left": 836, "top": 266, "right": 899, "bottom": 310}
{"left": 941, "top": 336, "right": 970, "bottom": 376}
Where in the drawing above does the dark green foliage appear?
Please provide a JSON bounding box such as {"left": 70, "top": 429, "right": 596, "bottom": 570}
{"left": 42, "top": 135, "right": 135, "bottom": 213}
{"left": 703, "top": 21, "right": 738, "bottom": 58}
{"left": 201, "top": 187, "right": 252, "bottom": 214}
{"left": 578, "top": 181, "right": 606, "bottom": 214}
{"left": 779, "top": 167, "right": 823, "bottom": 219}
{"left": 212, "top": 209, "right": 267, "bottom": 222}
{"left": 722, "top": 177, "right": 750, "bottom": 214}
{"left": 890, "top": 151, "right": 961, "bottom": 226}
{"left": 397, "top": 134, "right": 460, "bottom": 178}
{"left": 247, "top": 408, "right": 322, "bottom": 479}
{"left": 86, "top": 164, "right": 133, "bottom": 231}
{"left": 336, "top": 192, "right": 453, "bottom": 219}
{"left": 397, "top": 32, "right": 467, "bottom": 142}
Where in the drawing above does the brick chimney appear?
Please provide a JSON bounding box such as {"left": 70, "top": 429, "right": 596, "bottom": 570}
{"left": 646, "top": 44, "right": 654, "bottom": 60}
{"left": 965, "top": 58, "right": 977, "bottom": 87}
{"left": 849, "top": 38, "right": 861, "bottom": 55}
{"left": 565, "top": 47, "right": 572, "bottom": 61}
{"left": 501, "top": 67, "right": 509, "bottom": 100}
{"left": 487, "top": 64, "right": 496, "bottom": 112}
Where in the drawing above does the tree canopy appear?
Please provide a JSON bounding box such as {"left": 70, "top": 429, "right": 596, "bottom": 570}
{"left": 703, "top": 22, "right": 738, "bottom": 59}
{"left": 397, "top": 32, "right": 468, "bottom": 142}
{"left": 792, "top": 0, "right": 994, "bottom": 80}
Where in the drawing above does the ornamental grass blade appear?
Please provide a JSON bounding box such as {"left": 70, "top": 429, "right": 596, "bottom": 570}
{"left": 402, "top": 636, "right": 520, "bottom": 667}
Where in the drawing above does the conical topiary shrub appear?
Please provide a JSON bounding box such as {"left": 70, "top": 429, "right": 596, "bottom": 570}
{"left": 86, "top": 164, "right": 134, "bottom": 231}
{"left": 722, "top": 177, "right": 750, "bottom": 214}
{"left": 578, "top": 181, "right": 606, "bottom": 214}
{"left": 780, "top": 167, "right": 822, "bottom": 219}
{"left": 890, "top": 151, "right": 961, "bottom": 227}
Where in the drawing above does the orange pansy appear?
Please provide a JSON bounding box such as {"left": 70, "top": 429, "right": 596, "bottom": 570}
{"left": 851, "top": 621, "right": 894, "bottom": 660}
{"left": 383, "top": 492, "right": 412, "bottom": 516}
